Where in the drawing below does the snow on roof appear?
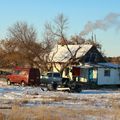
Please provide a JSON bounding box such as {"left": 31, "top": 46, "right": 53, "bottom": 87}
{"left": 50, "top": 44, "right": 93, "bottom": 62}
{"left": 98, "top": 63, "right": 120, "bottom": 69}
{"left": 74, "top": 63, "right": 120, "bottom": 69}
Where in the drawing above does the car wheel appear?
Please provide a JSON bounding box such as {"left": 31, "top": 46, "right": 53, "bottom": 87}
{"left": 21, "top": 81, "right": 25, "bottom": 87}
{"left": 7, "top": 80, "right": 11, "bottom": 85}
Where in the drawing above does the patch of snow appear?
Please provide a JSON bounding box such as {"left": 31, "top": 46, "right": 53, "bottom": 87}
{"left": 50, "top": 44, "right": 93, "bottom": 62}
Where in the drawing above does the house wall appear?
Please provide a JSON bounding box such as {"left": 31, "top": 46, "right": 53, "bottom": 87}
{"left": 53, "top": 63, "right": 61, "bottom": 72}
{"left": 63, "top": 69, "right": 72, "bottom": 80}
{"left": 53, "top": 63, "right": 73, "bottom": 79}
{"left": 79, "top": 68, "right": 98, "bottom": 83}
{"left": 53, "top": 63, "right": 89, "bottom": 81}
{"left": 97, "top": 68, "right": 120, "bottom": 85}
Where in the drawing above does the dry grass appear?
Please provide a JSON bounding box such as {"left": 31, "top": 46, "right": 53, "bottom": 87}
{"left": 1, "top": 94, "right": 120, "bottom": 120}
{"left": 79, "top": 108, "right": 120, "bottom": 120}
{"left": 0, "top": 105, "right": 80, "bottom": 120}
{"left": 1, "top": 105, "right": 120, "bottom": 120}
{"left": 0, "top": 113, "right": 4, "bottom": 120}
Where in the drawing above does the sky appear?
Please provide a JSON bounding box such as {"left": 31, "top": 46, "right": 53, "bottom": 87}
{"left": 0, "top": 0, "right": 120, "bottom": 57}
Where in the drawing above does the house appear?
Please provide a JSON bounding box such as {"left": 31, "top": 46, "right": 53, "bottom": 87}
{"left": 50, "top": 44, "right": 106, "bottom": 79}
{"left": 50, "top": 44, "right": 106, "bottom": 63}
{"left": 72, "top": 63, "right": 120, "bottom": 85}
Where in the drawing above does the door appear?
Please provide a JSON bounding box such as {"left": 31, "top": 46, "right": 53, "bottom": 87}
{"left": 88, "top": 68, "right": 98, "bottom": 83}
{"left": 88, "top": 68, "right": 93, "bottom": 81}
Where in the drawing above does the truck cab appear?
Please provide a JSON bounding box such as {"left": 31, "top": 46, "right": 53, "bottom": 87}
{"left": 40, "top": 72, "right": 62, "bottom": 85}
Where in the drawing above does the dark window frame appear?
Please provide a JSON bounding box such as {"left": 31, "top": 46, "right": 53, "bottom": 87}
{"left": 104, "top": 69, "right": 110, "bottom": 77}
{"left": 47, "top": 73, "right": 52, "bottom": 77}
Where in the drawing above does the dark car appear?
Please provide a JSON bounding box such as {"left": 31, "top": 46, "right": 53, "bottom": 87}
{"left": 6, "top": 67, "right": 40, "bottom": 86}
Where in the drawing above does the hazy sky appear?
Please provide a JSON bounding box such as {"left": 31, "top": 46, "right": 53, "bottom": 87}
{"left": 0, "top": 0, "right": 120, "bottom": 57}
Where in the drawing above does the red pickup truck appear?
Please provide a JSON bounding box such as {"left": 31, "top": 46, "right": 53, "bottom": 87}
{"left": 6, "top": 67, "right": 40, "bottom": 86}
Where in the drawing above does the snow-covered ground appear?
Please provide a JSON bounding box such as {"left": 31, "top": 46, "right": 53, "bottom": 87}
{"left": 0, "top": 80, "right": 120, "bottom": 120}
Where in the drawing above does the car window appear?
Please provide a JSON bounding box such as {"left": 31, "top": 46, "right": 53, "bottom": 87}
{"left": 53, "top": 73, "right": 61, "bottom": 77}
{"left": 47, "top": 73, "right": 52, "bottom": 77}
{"left": 0, "top": 71, "right": 2, "bottom": 75}
{"left": 19, "top": 71, "right": 28, "bottom": 75}
{"left": 13, "top": 70, "right": 21, "bottom": 75}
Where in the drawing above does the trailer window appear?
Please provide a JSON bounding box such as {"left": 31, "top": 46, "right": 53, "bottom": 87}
{"left": 104, "top": 69, "right": 110, "bottom": 77}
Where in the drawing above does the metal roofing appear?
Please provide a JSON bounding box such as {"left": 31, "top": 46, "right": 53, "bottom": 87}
{"left": 77, "top": 63, "right": 120, "bottom": 69}
{"left": 98, "top": 63, "right": 120, "bottom": 69}
{"left": 50, "top": 44, "right": 93, "bottom": 62}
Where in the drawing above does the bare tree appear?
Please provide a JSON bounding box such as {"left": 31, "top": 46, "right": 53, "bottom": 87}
{"left": 0, "top": 15, "right": 103, "bottom": 74}
{"left": 7, "top": 22, "right": 51, "bottom": 71}
{"left": 0, "top": 39, "right": 24, "bottom": 67}
{"left": 70, "top": 35, "right": 85, "bottom": 45}
{"left": 44, "top": 14, "right": 82, "bottom": 75}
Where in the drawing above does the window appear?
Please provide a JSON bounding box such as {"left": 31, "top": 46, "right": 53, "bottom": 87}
{"left": 19, "top": 71, "right": 27, "bottom": 75}
{"left": 104, "top": 69, "right": 110, "bottom": 77}
{"left": 65, "top": 68, "right": 69, "bottom": 76}
{"left": 47, "top": 73, "right": 52, "bottom": 77}
{"left": 14, "top": 70, "right": 21, "bottom": 75}
{"left": 53, "top": 73, "right": 61, "bottom": 77}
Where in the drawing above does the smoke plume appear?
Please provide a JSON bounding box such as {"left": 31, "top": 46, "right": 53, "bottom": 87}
{"left": 80, "top": 13, "right": 120, "bottom": 36}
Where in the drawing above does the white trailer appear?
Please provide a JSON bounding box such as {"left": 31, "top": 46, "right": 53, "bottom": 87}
{"left": 97, "top": 63, "right": 120, "bottom": 85}
{"left": 74, "top": 63, "right": 120, "bottom": 86}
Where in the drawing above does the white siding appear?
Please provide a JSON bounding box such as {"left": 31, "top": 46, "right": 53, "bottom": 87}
{"left": 97, "top": 68, "right": 120, "bottom": 85}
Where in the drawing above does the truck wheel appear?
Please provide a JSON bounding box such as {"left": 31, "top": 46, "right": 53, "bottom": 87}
{"left": 21, "top": 81, "right": 25, "bottom": 87}
{"left": 74, "top": 85, "right": 82, "bottom": 93}
{"left": 75, "top": 88, "right": 82, "bottom": 93}
{"left": 47, "top": 84, "right": 53, "bottom": 91}
{"left": 7, "top": 80, "right": 11, "bottom": 85}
